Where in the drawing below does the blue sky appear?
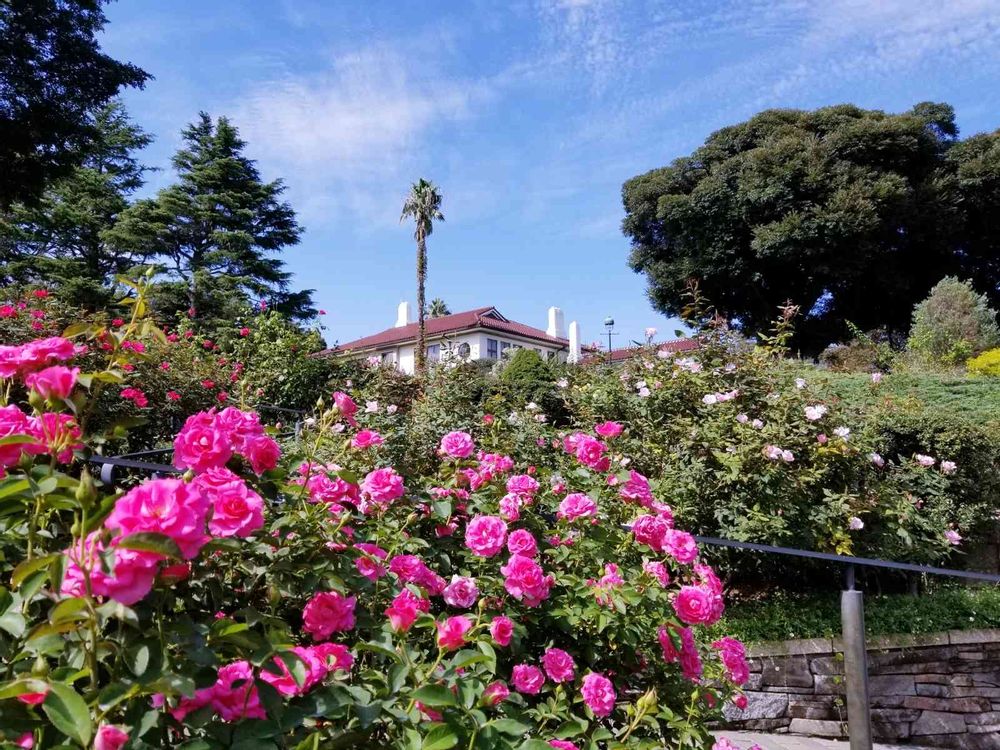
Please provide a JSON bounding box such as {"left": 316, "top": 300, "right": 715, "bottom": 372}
{"left": 99, "top": 0, "right": 1000, "bottom": 348}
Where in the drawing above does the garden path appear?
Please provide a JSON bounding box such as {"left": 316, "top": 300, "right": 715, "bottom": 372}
{"left": 717, "top": 731, "right": 932, "bottom": 750}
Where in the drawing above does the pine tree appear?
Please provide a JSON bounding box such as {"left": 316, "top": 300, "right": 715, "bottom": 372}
{"left": 106, "top": 112, "right": 314, "bottom": 323}
{"left": 0, "top": 101, "right": 152, "bottom": 307}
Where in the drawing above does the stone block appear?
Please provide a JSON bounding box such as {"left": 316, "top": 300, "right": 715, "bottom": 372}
{"left": 787, "top": 718, "right": 846, "bottom": 737}
{"left": 867, "top": 631, "right": 950, "bottom": 650}
{"left": 813, "top": 675, "right": 845, "bottom": 695}
{"left": 911, "top": 711, "right": 967, "bottom": 735}
{"left": 870, "top": 695, "right": 906, "bottom": 708}
{"left": 740, "top": 718, "right": 791, "bottom": 732}
{"left": 788, "top": 703, "right": 839, "bottom": 720}
{"left": 877, "top": 660, "right": 953, "bottom": 674}
{"left": 960, "top": 651, "right": 987, "bottom": 660}
{"left": 809, "top": 656, "right": 843, "bottom": 675}
{"left": 949, "top": 628, "right": 1000, "bottom": 645}
{"left": 971, "top": 672, "right": 1000, "bottom": 688}
{"left": 869, "top": 645, "right": 954, "bottom": 667}
{"left": 903, "top": 695, "right": 992, "bottom": 713}
{"left": 871, "top": 708, "right": 921, "bottom": 723}
{"left": 966, "top": 711, "right": 1000, "bottom": 726}
{"left": 743, "top": 673, "right": 762, "bottom": 691}
{"left": 746, "top": 638, "right": 833, "bottom": 658}
{"left": 869, "top": 674, "right": 916, "bottom": 696}
{"left": 721, "top": 691, "right": 787, "bottom": 721}
{"left": 757, "top": 656, "right": 814, "bottom": 688}
{"left": 915, "top": 673, "right": 971, "bottom": 686}
{"left": 871, "top": 719, "right": 912, "bottom": 740}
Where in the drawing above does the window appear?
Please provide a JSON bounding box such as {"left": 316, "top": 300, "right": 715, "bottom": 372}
{"left": 380, "top": 351, "right": 394, "bottom": 363}
{"left": 458, "top": 342, "right": 471, "bottom": 359}
{"left": 427, "top": 344, "right": 440, "bottom": 362}
{"left": 487, "top": 338, "right": 498, "bottom": 359}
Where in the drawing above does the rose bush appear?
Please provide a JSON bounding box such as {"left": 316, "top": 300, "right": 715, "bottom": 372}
{"left": 0, "top": 285, "right": 750, "bottom": 748}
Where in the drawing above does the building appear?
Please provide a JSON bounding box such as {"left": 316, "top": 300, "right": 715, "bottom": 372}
{"left": 324, "top": 302, "right": 582, "bottom": 374}
{"left": 582, "top": 338, "right": 699, "bottom": 365}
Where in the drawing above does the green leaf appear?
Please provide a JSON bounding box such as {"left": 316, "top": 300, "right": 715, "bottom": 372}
{"left": 422, "top": 725, "right": 459, "bottom": 750}
{"left": 0, "top": 476, "right": 31, "bottom": 500}
{"left": 410, "top": 684, "right": 458, "bottom": 707}
{"left": 42, "top": 681, "right": 93, "bottom": 746}
{"left": 491, "top": 718, "right": 531, "bottom": 736}
{"left": 116, "top": 531, "right": 182, "bottom": 559}
{"left": 355, "top": 640, "right": 401, "bottom": 662}
{"left": 0, "top": 677, "right": 49, "bottom": 700}
{"left": 11, "top": 553, "right": 59, "bottom": 588}
{"left": 554, "top": 717, "right": 588, "bottom": 739}
{"left": 49, "top": 597, "right": 89, "bottom": 625}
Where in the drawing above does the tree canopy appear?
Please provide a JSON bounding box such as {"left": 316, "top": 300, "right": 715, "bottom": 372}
{"left": 0, "top": 0, "right": 149, "bottom": 207}
{"left": 106, "top": 112, "right": 314, "bottom": 323}
{"left": 622, "top": 102, "right": 1000, "bottom": 351}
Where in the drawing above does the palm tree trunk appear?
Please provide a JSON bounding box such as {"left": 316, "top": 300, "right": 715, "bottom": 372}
{"left": 416, "top": 231, "right": 427, "bottom": 374}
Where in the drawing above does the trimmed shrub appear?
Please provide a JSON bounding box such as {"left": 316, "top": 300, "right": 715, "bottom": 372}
{"left": 907, "top": 277, "right": 1000, "bottom": 363}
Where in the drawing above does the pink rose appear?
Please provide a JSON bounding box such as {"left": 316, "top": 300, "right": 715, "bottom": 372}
{"left": 25, "top": 365, "right": 78, "bottom": 399}
{"left": 354, "top": 542, "right": 388, "bottom": 580}
{"left": 593, "top": 421, "right": 623, "bottom": 438}
{"left": 465, "top": 515, "right": 507, "bottom": 557}
{"left": 490, "top": 615, "right": 514, "bottom": 646}
{"left": 581, "top": 672, "right": 615, "bottom": 717}
{"left": 557, "top": 493, "right": 597, "bottom": 521}
{"left": 436, "top": 615, "right": 472, "bottom": 651}
{"left": 106, "top": 478, "right": 209, "bottom": 559}
{"left": 243, "top": 434, "right": 281, "bottom": 474}
{"left": 664, "top": 529, "right": 699, "bottom": 564}
{"left": 385, "top": 588, "right": 429, "bottom": 632}
{"left": 195, "top": 468, "right": 264, "bottom": 538}
{"left": 0, "top": 405, "right": 42, "bottom": 470}
{"left": 712, "top": 636, "right": 750, "bottom": 685}
{"left": 440, "top": 430, "right": 475, "bottom": 459}
{"left": 360, "top": 467, "right": 405, "bottom": 509}
{"left": 173, "top": 412, "right": 233, "bottom": 473}
{"left": 303, "top": 591, "right": 356, "bottom": 640}
{"left": 511, "top": 664, "right": 545, "bottom": 694}
{"left": 507, "top": 528, "right": 538, "bottom": 557}
{"left": 643, "top": 560, "right": 670, "bottom": 586}
{"left": 500, "top": 554, "right": 554, "bottom": 607}
{"left": 631, "top": 514, "right": 670, "bottom": 552}
{"left": 211, "top": 661, "right": 266, "bottom": 721}
{"left": 541, "top": 647, "right": 575, "bottom": 683}
{"left": 61, "top": 535, "right": 160, "bottom": 605}
{"left": 443, "top": 575, "right": 479, "bottom": 608}
{"left": 94, "top": 725, "right": 129, "bottom": 750}
{"left": 674, "top": 585, "right": 718, "bottom": 625}
{"left": 333, "top": 391, "right": 358, "bottom": 426}
{"left": 30, "top": 412, "right": 82, "bottom": 463}
{"left": 482, "top": 681, "right": 509, "bottom": 705}
{"left": 619, "top": 470, "right": 654, "bottom": 506}
{"left": 572, "top": 435, "right": 609, "bottom": 471}
{"left": 506, "top": 474, "right": 539, "bottom": 497}
{"left": 550, "top": 742, "right": 578, "bottom": 750}
{"left": 499, "top": 493, "right": 522, "bottom": 521}
{"left": 351, "top": 430, "right": 384, "bottom": 449}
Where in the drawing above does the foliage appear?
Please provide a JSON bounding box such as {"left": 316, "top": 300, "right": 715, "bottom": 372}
{"left": 968, "top": 348, "right": 1000, "bottom": 377}
{"left": 621, "top": 102, "right": 1000, "bottom": 352}
{"left": 400, "top": 179, "right": 444, "bottom": 374}
{"left": 0, "top": 102, "right": 153, "bottom": 309}
{"left": 712, "top": 586, "right": 1000, "bottom": 644}
{"left": 0, "top": 0, "right": 149, "bottom": 207}
{"left": 817, "top": 325, "right": 898, "bottom": 373}
{"left": 498, "top": 349, "right": 558, "bottom": 412}
{"left": 0, "top": 285, "right": 744, "bottom": 750}
{"left": 427, "top": 298, "right": 451, "bottom": 318}
{"left": 105, "top": 113, "right": 314, "bottom": 326}
{"left": 907, "top": 277, "right": 1000, "bottom": 364}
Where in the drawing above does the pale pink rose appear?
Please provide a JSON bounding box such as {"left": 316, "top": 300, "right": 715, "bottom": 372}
{"left": 195, "top": 468, "right": 264, "bottom": 538}
{"left": 106, "top": 478, "right": 209, "bottom": 559}
{"left": 804, "top": 405, "right": 827, "bottom": 421}
{"left": 945, "top": 529, "right": 962, "bottom": 545}
{"left": 439, "top": 431, "right": 475, "bottom": 458}
{"left": 25, "top": 365, "right": 78, "bottom": 399}
{"left": 940, "top": 460, "right": 957, "bottom": 474}
{"left": 673, "top": 585, "right": 718, "bottom": 625}
{"left": 541, "top": 648, "right": 575, "bottom": 683}
{"left": 443, "top": 576, "right": 479, "bottom": 609}
{"left": 385, "top": 588, "right": 429, "bottom": 632}
{"left": 490, "top": 615, "right": 514, "bottom": 646}
{"left": 94, "top": 724, "right": 129, "bottom": 750}
{"left": 870, "top": 452, "right": 885, "bottom": 468}
{"left": 465, "top": 515, "right": 508, "bottom": 557}
{"left": 360, "top": 467, "right": 405, "bottom": 508}
{"left": 871, "top": 372, "right": 883, "bottom": 384}
{"left": 507, "top": 528, "right": 538, "bottom": 557}
{"left": 511, "top": 664, "right": 545, "bottom": 694}
{"left": 915, "top": 453, "right": 935, "bottom": 467}
{"left": 848, "top": 516, "right": 864, "bottom": 531}
{"left": 332, "top": 391, "right": 358, "bottom": 426}
{"left": 580, "top": 672, "right": 615, "bottom": 716}
{"left": 557, "top": 493, "right": 597, "bottom": 521}
{"left": 482, "top": 681, "right": 509, "bottom": 705}
{"left": 302, "top": 591, "right": 356, "bottom": 640}
{"left": 351, "top": 429, "right": 384, "bottom": 449}
{"left": 594, "top": 421, "right": 623, "bottom": 438}
{"left": 500, "top": 554, "right": 554, "bottom": 607}
{"left": 436, "top": 615, "right": 472, "bottom": 651}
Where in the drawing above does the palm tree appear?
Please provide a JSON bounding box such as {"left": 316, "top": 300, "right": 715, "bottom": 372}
{"left": 427, "top": 298, "right": 451, "bottom": 318}
{"left": 400, "top": 179, "right": 444, "bottom": 373}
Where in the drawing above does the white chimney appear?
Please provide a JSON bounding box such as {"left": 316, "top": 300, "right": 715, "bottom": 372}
{"left": 568, "top": 321, "right": 581, "bottom": 363}
{"left": 396, "top": 301, "right": 413, "bottom": 328}
{"left": 546, "top": 306, "right": 565, "bottom": 339}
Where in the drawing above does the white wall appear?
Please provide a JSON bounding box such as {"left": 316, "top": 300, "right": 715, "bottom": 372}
{"left": 366, "top": 329, "right": 566, "bottom": 374}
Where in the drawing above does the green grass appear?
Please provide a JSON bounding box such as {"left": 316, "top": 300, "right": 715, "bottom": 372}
{"left": 712, "top": 586, "right": 1000, "bottom": 644}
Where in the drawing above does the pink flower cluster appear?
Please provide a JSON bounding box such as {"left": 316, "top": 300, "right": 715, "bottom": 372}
{"left": 0, "top": 336, "right": 83, "bottom": 379}
{"left": 174, "top": 407, "right": 281, "bottom": 475}
{"left": 563, "top": 432, "right": 611, "bottom": 472}
{"left": 500, "top": 554, "right": 554, "bottom": 607}
{"left": 712, "top": 636, "right": 750, "bottom": 685}
{"left": 658, "top": 622, "right": 702, "bottom": 681}
{"left": 0, "top": 404, "right": 81, "bottom": 473}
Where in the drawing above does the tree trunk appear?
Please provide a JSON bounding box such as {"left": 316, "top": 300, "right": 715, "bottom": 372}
{"left": 415, "top": 231, "right": 427, "bottom": 374}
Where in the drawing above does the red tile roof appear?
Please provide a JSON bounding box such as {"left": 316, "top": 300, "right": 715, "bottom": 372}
{"left": 323, "top": 307, "right": 569, "bottom": 354}
{"left": 583, "top": 338, "right": 698, "bottom": 363}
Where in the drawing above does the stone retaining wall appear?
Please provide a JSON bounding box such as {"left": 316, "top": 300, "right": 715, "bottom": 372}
{"left": 722, "top": 629, "right": 1000, "bottom": 749}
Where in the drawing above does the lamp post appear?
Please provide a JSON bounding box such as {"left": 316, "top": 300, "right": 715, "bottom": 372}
{"left": 603, "top": 316, "right": 617, "bottom": 364}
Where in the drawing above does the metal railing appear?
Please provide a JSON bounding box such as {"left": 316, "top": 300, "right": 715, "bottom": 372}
{"left": 694, "top": 535, "right": 1000, "bottom": 750}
